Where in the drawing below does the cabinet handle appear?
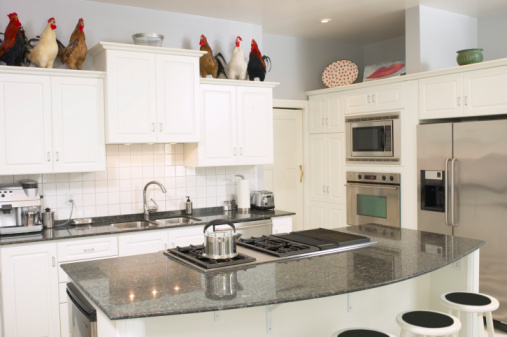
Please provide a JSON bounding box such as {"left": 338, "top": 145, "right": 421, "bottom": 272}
{"left": 52, "top": 257, "right": 55, "bottom": 267}
{"left": 152, "top": 123, "right": 155, "bottom": 132}
{"left": 83, "top": 248, "right": 95, "bottom": 252}
{"left": 327, "top": 186, "right": 330, "bottom": 193}
{"left": 372, "top": 94, "right": 376, "bottom": 103}
{"left": 159, "top": 123, "right": 163, "bottom": 132}
{"left": 47, "top": 151, "right": 51, "bottom": 162}
{"left": 233, "top": 148, "right": 237, "bottom": 156}
{"left": 55, "top": 151, "right": 59, "bottom": 162}
{"left": 367, "top": 95, "right": 371, "bottom": 104}
{"left": 239, "top": 147, "right": 243, "bottom": 156}
{"left": 299, "top": 165, "right": 304, "bottom": 183}
{"left": 322, "top": 185, "right": 326, "bottom": 192}
{"left": 457, "top": 97, "right": 461, "bottom": 107}
{"left": 321, "top": 118, "right": 325, "bottom": 126}
{"left": 464, "top": 96, "right": 468, "bottom": 106}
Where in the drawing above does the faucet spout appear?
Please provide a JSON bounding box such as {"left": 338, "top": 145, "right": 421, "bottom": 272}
{"left": 143, "top": 181, "right": 167, "bottom": 221}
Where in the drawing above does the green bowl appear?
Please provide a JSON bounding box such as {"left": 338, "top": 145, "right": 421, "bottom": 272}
{"left": 456, "top": 48, "right": 483, "bottom": 66}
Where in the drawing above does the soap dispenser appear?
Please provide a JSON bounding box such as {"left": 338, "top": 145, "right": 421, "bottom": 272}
{"left": 185, "top": 196, "right": 193, "bottom": 215}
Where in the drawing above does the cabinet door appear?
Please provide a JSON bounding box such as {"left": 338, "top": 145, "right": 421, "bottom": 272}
{"left": 327, "top": 95, "right": 344, "bottom": 133}
{"left": 372, "top": 83, "right": 405, "bottom": 112}
{"left": 156, "top": 54, "right": 200, "bottom": 142}
{"left": 307, "top": 201, "right": 328, "bottom": 229}
{"left": 197, "top": 85, "right": 237, "bottom": 166}
{"left": 167, "top": 226, "right": 204, "bottom": 248}
{"left": 308, "top": 96, "right": 328, "bottom": 134}
{"left": 51, "top": 76, "right": 105, "bottom": 172}
{"left": 344, "top": 88, "right": 371, "bottom": 114}
{"left": 308, "top": 135, "right": 328, "bottom": 202}
{"left": 419, "top": 74, "right": 463, "bottom": 119}
{"left": 1, "top": 243, "right": 59, "bottom": 337}
{"left": 106, "top": 50, "right": 156, "bottom": 143}
{"left": 328, "top": 203, "right": 346, "bottom": 229}
{"left": 327, "top": 134, "right": 345, "bottom": 204}
{"left": 464, "top": 66, "right": 507, "bottom": 117}
{"left": 0, "top": 74, "right": 53, "bottom": 174}
{"left": 236, "top": 86, "right": 273, "bottom": 165}
{"left": 118, "top": 231, "right": 169, "bottom": 256}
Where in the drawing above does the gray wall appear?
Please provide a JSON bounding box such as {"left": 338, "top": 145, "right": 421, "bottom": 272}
{"left": 363, "top": 36, "right": 406, "bottom": 68}
{"left": 478, "top": 11, "right": 507, "bottom": 61}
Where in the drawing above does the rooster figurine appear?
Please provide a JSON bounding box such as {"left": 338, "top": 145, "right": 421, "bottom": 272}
{"left": 199, "top": 34, "right": 219, "bottom": 78}
{"left": 0, "top": 13, "right": 26, "bottom": 66}
{"left": 226, "top": 36, "right": 247, "bottom": 80}
{"left": 28, "top": 18, "right": 58, "bottom": 68}
{"left": 58, "top": 18, "right": 87, "bottom": 70}
{"left": 247, "top": 39, "right": 271, "bottom": 81}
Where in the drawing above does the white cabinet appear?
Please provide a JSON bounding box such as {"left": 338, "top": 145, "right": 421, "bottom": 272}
{"left": 184, "top": 80, "right": 277, "bottom": 167}
{"left": 419, "top": 67, "right": 507, "bottom": 119}
{"left": 167, "top": 226, "right": 205, "bottom": 248}
{"left": 344, "top": 83, "right": 405, "bottom": 115}
{"left": 308, "top": 134, "right": 345, "bottom": 204}
{"left": 0, "top": 242, "right": 60, "bottom": 337}
{"left": 118, "top": 230, "right": 169, "bottom": 256}
{"left": 307, "top": 202, "right": 346, "bottom": 229}
{"left": 0, "top": 68, "right": 105, "bottom": 175}
{"left": 90, "top": 42, "right": 203, "bottom": 144}
{"left": 309, "top": 93, "right": 344, "bottom": 133}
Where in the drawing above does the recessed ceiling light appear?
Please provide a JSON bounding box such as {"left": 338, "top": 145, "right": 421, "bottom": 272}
{"left": 321, "top": 18, "right": 332, "bottom": 23}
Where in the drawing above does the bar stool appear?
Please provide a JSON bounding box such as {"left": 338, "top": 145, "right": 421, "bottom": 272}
{"left": 396, "top": 310, "right": 461, "bottom": 337}
{"left": 330, "top": 328, "right": 396, "bottom": 337}
{"left": 441, "top": 292, "right": 499, "bottom": 337}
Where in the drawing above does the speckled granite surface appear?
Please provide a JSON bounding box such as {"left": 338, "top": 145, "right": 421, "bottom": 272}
{"left": 0, "top": 208, "right": 294, "bottom": 245}
{"left": 60, "top": 224, "right": 485, "bottom": 320}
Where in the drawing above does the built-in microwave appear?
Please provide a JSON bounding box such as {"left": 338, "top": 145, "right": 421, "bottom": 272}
{"left": 345, "top": 114, "right": 400, "bottom": 161}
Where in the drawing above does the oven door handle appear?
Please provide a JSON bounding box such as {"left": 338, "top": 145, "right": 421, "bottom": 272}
{"left": 344, "top": 183, "right": 399, "bottom": 190}
{"left": 235, "top": 223, "right": 272, "bottom": 230}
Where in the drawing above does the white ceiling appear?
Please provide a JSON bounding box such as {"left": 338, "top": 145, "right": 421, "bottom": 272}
{"left": 88, "top": 0, "right": 507, "bottom": 45}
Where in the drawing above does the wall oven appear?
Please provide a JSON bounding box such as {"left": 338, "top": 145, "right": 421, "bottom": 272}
{"left": 345, "top": 114, "right": 400, "bottom": 161}
{"left": 346, "top": 171, "right": 401, "bottom": 228}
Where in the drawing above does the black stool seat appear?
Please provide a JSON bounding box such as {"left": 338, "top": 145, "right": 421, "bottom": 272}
{"left": 445, "top": 292, "right": 492, "bottom": 306}
{"left": 338, "top": 329, "right": 390, "bottom": 337}
{"left": 401, "top": 310, "right": 455, "bottom": 328}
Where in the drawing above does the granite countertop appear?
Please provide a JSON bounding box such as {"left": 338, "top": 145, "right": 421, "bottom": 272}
{"left": 0, "top": 208, "right": 294, "bottom": 246}
{"left": 60, "top": 224, "right": 485, "bottom": 320}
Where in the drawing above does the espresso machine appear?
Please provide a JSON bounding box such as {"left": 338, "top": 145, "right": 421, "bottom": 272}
{"left": 0, "top": 180, "right": 43, "bottom": 235}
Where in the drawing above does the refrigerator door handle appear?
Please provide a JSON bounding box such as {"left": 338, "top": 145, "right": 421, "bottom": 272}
{"left": 451, "top": 157, "right": 458, "bottom": 226}
{"left": 445, "top": 158, "right": 451, "bottom": 226}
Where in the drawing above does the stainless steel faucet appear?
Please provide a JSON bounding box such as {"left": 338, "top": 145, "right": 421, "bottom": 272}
{"left": 143, "top": 181, "right": 167, "bottom": 221}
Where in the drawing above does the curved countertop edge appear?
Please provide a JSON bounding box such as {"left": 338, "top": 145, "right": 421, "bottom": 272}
{"left": 62, "top": 226, "right": 485, "bottom": 321}
{"left": 0, "top": 208, "right": 295, "bottom": 246}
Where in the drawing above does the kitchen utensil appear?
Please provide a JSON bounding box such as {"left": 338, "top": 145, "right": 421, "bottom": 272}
{"left": 321, "top": 60, "right": 359, "bottom": 88}
{"left": 72, "top": 218, "right": 93, "bottom": 225}
{"left": 41, "top": 208, "right": 54, "bottom": 229}
{"left": 457, "top": 48, "right": 483, "bottom": 65}
{"left": 132, "top": 33, "right": 164, "bottom": 46}
{"left": 235, "top": 175, "right": 250, "bottom": 213}
{"left": 203, "top": 219, "right": 241, "bottom": 259}
{"left": 250, "top": 191, "right": 275, "bottom": 210}
{"left": 24, "top": 211, "right": 37, "bottom": 226}
{"left": 185, "top": 196, "right": 193, "bottom": 215}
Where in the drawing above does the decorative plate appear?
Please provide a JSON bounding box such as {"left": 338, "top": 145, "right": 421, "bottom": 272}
{"left": 322, "top": 60, "right": 359, "bottom": 88}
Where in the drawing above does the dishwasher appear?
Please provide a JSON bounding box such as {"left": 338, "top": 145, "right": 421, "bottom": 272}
{"left": 233, "top": 219, "right": 273, "bottom": 238}
{"left": 67, "top": 282, "right": 97, "bottom": 337}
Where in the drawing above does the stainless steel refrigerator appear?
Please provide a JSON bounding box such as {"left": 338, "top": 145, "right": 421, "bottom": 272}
{"left": 418, "top": 119, "right": 507, "bottom": 328}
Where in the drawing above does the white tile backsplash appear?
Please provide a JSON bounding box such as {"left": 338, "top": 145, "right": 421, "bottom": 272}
{"left": 0, "top": 145, "right": 260, "bottom": 220}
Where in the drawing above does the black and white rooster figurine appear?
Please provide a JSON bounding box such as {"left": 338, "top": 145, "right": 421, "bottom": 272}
{"left": 247, "top": 39, "right": 271, "bottom": 81}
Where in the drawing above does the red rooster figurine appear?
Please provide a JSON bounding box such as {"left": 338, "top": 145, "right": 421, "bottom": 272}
{"left": 247, "top": 39, "right": 271, "bottom": 81}
{"left": 0, "top": 13, "right": 26, "bottom": 66}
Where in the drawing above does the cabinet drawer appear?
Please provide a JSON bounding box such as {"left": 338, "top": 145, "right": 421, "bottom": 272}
{"left": 57, "top": 236, "right": 118, "bottom": 262}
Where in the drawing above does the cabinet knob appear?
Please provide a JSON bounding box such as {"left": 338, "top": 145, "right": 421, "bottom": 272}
{"left": 47, "top": 151, "right": 51, "bottom": 162}
{"left": 321, "top": 118, "right": 325, "bottom": 126}
{"left": 457, "top": 97, "right": 461, "bottom": 107}
{"left": 55, "top": 151, "right": 59, "bottom": 162}
{"left": 464, "top": 96, "right": 468, "bottom": 106}
{"left": 239, "top": 147, "right": 243, "bottom": 156}
{"left": 159, "top": 123, "right": 163, "bottom": 132}
{"left": 372, "top": 94, "right": 376, "bottom": 103}
{"left": 367, "top": 95, "right": 371, "bottom": 104}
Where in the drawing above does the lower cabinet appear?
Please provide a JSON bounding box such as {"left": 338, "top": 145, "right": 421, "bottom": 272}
{"left": 272, "top": 215, "right": 293, "bottom": 234}
{"left": 118, "top": 230, "right": 169, "bottom": 256}
{"left": 167, "top": 226, "right": 204, "bottom": 248}
{"left": 0, "top": 242, "right": 60, "bottom": 337}
{"left": 307, "top": 202, "right": 346, "bottom": 230}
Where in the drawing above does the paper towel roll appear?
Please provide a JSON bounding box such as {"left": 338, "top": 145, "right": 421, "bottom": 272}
{"left": 236, "top": 179, "right": 250, "bottom": 211}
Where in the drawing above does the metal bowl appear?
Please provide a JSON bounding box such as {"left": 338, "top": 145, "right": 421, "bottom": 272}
{"left": 132, "top": 33, "right": 164, "bottom": 46}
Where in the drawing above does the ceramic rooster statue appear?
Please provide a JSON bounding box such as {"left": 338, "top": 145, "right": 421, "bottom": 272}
{"left": 226, "top": 36, "right": 247, "bottom": 80}
{"left": 0, "top": 13, "right": 26, "bottom": 66}
{"left": 28, "top": 18, "right": 58, "bottom": 68}
{"left": 247, "top": 39, "right": 271, "bottom": 81}
{"left": 58, "top": 18, "right": 87, "bottom": 70}
{"left": 199, "top": 34, "right": 219, "bottom": 78}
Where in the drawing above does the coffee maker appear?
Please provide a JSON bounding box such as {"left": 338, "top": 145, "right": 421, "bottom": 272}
{"left": 0, "top": 180, "right": 43, "bottom": 235}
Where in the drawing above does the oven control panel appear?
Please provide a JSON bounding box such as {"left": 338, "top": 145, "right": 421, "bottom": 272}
{"left": 346, "top": 171, "right": 400, "bottom": 184}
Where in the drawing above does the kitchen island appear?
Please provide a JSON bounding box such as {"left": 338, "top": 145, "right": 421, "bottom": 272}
{"left": 61, "top": 225, "right": 484, "bottom": 337}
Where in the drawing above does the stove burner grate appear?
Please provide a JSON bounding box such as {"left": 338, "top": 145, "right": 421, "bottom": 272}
{"left": 237, "top": 235, "right": 319, "bottom": 257}
{"left": 165, "top": 244, "right": 256, "bottom": 269}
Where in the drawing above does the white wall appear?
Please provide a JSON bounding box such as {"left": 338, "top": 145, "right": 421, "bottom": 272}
{"left": 478, "top": 11, "right": 507, "bottom": 61}
{"left": 405, "top": 5, "right": 477, "bottom": 73}
{"left": 363, "top": 36, "right": 406, "bottom": 68}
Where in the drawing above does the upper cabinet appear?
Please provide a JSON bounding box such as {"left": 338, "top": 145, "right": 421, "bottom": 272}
{"left": 89, "top": 42, "right": 204, "bottom": 144}
{"left": 0, "top": 67, "right": 105, "bottom": 175}
{"left": 344, "top": 82, "right": 405, "bottom": 115}
{"left": 184, "top": 79, "right": 277, "bottom": 167}
{"left": 308, "top": 93, "right": 344, "bottom": 134}
{"left": 419, "top": 66, "right": 507, "bottom": 119}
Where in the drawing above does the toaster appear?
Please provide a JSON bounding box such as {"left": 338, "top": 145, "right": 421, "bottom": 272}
{"left": 250, "top": 191, "right": 275, "bottom": 210}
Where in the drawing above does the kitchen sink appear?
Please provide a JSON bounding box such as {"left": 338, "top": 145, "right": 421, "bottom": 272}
{"left": 110, "top": 221, "right": 157, "bottom": 229}
{"left": 154, "top": 216, "right": 202, "bottom": 226}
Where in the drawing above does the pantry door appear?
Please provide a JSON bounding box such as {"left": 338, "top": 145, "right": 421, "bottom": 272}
{"left": 264, "top": 109, "right": 304, "bottom": 231}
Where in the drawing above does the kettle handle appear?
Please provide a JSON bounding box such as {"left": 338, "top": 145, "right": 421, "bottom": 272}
{"left": 203, "top": 219, "right": 236, "bottom": 233}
